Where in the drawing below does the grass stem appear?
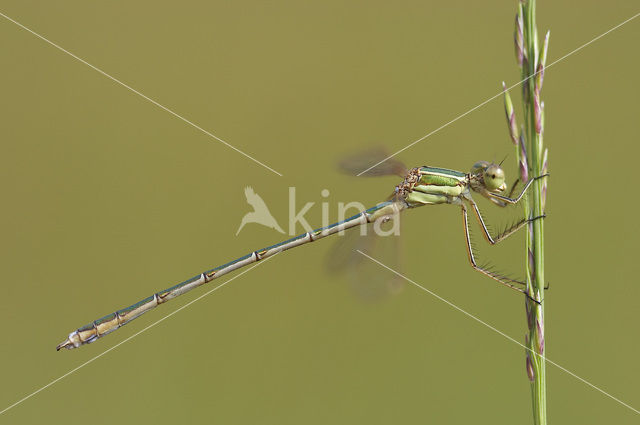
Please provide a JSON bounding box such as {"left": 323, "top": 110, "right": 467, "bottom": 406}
{"left": 504, "top": 1, "right": 549, "bottom": 423}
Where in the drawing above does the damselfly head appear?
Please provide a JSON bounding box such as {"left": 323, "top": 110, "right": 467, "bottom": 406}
{"left": 472, "top": 161, "right": 506, "bottom": 192}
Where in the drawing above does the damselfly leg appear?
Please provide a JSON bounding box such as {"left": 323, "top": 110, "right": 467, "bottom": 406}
{"left": 485, "top": 173, "right": 549, "bottom": 206}
{"left": 460, "top": 173, "right": 549, "bottom": 300}
{"left": 460, "top": 202, "right": 545, "bottom": 292}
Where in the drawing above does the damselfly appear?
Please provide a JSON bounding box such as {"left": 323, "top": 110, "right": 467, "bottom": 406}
{"left": 57, "top": 160, "right": 547, "bottom": 350}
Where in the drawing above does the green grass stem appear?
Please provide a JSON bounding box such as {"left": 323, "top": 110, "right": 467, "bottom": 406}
{"left": 504, "top": 1, "right": 549, "bottom": 423}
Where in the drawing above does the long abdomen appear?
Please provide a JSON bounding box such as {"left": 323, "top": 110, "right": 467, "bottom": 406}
{"left": 56, "top": 201, "right": 400, "bottom": 350}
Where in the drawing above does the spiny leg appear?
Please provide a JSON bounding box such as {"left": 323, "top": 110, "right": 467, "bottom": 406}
{"left": 466, "top": 197, "right": 544, "bottom": 245}
{"left": 486, "top": 173, "right": 549, "bottom": 205}
{"left": 459, "top": 203, "right": 528, "bottom": 294}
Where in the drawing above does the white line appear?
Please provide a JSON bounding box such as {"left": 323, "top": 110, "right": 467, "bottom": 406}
{"left": 357, "top": 250, "right": 640, "bottom": 415}
{"left": 0, "top": 11, "right": 283, "bottom": 177}
{"left": 357, "top": 11, "right": 640, "bottom": 176}
{"left": 0, "top": 253, "right": 279, "bottom": 416}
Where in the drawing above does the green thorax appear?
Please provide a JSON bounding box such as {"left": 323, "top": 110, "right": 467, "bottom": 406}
{"left": 418, "top": 166, "right": 467, "bottom": 186}
{"left": 403, "top": 166, "right": 468, "bottom": 207}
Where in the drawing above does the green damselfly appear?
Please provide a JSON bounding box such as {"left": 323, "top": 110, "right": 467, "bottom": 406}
{"left": 57, "top": 160, "right": 547, "bottom": 350}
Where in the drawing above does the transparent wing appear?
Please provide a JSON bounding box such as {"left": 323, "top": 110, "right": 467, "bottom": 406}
{"left": 338, "top": 147, "right": 408, "bottom": 177}
{"left": 325, "top": 210, "right": 404, "bottom": 301}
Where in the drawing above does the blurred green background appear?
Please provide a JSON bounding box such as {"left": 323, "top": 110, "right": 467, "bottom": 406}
{"left": 1, "top": 1, "right": 638, "bottom": 424}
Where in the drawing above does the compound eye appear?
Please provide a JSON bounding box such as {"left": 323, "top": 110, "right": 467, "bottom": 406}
{"left": 471, "top": 161, "right": 490, "bottom": 175}
{"left": 484, "top": 165, "right": 505, "bottom": 191}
